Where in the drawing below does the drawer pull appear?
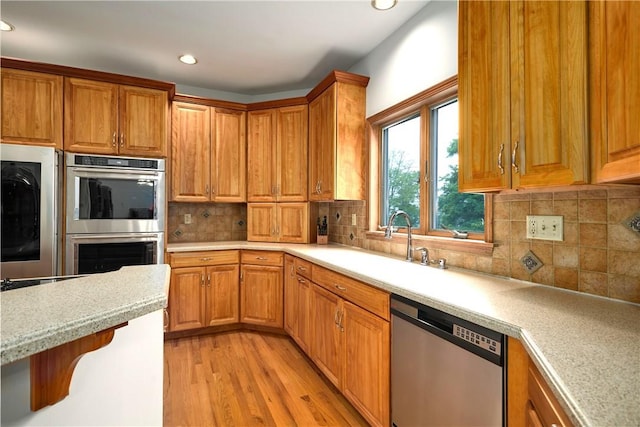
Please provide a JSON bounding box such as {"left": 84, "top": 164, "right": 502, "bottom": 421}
{"left": 335, "top": 284, "right": 347, "bottom": 292}
{"left": 297, "top": 266, "right": 307, "bottom": 272}
{"left": 200, "top": 257, "right": 213, "bottom": 261}
{"left": 256, "top": 256, "right": 268, "bottom": 261}
{"left": 297, "top": 277, "right": 306, "bottom": 284}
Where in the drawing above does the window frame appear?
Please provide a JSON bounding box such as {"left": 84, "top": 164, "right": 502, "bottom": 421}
{"left": 366, "top": 76, "right": 494, "bottom": 255}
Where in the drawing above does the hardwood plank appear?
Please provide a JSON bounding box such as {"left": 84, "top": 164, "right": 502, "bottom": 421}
{"left": 164, "top": 331, "right": 368, "bottom": 427}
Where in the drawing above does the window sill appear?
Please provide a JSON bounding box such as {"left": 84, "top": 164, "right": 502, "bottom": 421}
{"left": 365, "top": 231, "right": 494, "bottom": 257}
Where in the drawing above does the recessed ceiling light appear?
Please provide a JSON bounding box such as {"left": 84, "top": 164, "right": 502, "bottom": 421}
{"left": 0, "top": 20, "right": 15, "bottom": 32}
{"left": 371, "top": 0, "right": 397, "bottom": 10}
{"left": 179, "top": 54, "right": 197, "bottom": 65}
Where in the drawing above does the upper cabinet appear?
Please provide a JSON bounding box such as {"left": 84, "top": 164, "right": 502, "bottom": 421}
{"left": 458, "top": 1, "right": 588, "bottom": 192}
{"left": 1, "top": 68, "right": 63, "bottom": 148}
{"left": 65, "top": 78, "right": 168, "bottom": 157}
{"left": 247, "top": 104, "right": 308, "bottom": 202}
{"left": 589, "top": 1, "right": 640, "bottom": 184}
{"left": 171, "top": 100, "right": 246, "bottom": 203}
{"left": 307, "top": 71, "right": 369, "bottom": 201}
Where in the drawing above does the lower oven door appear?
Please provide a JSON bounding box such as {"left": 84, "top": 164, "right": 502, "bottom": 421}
{"left": 65, "top": 232, "right": 164, "bottom": 275}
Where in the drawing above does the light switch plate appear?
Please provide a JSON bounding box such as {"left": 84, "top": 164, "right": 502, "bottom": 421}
{"left": 526, "top": 215, "right": 563, "bottom": 241}
{"left": 352, "top": 213, "right": 357, "bottom": 226}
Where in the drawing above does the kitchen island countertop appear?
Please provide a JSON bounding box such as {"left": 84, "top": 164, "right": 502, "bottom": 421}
{"left": 0, "top": 264, "right": 170, "bottom": 365}
{"left": 168, "top": 241, "right": 640, "bottom": 427}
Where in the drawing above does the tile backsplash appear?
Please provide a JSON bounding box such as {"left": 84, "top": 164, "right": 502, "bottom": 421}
{"left": 319, "top": 186, "right": 640, "bottom": 304}
{"left": 168, "top": 203, "right": 247, "bottom": 242}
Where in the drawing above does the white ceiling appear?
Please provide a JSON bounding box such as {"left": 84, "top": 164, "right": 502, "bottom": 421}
{"left": 0, "top": 1, "right": 430, "bottom": 96}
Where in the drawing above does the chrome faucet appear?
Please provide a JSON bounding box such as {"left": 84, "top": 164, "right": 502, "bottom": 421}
{"left": 385, "top": 210, "right": 413, "bottom": 262}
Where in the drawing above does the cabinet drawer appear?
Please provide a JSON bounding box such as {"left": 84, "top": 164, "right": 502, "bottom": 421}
{"left": 294, "top": 257, "right": 312, "bottom": 279}
{"left": 168, "top": 250, "right": 239, "bottom": 268}
{"left": 241, "top": 250, "right": 284, "bottom": 266}
{"left": 528, "top": 363, "right": 573, "bottom": 427}
{"left": 312, "top": 265, "right": 389, "bottom": 320}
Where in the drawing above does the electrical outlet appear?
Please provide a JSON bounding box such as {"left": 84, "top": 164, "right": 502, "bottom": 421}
{"left": 184, "top": 213, "right": 192, "bottom": 224}
{"left": 352, "top": 214, "right": 357, "bottom": 226}
{"left": 526, "top": 215, "right": 563, "bottom": 241}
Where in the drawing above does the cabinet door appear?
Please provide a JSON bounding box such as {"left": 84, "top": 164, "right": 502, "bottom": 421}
{"left": 342, "top": 301, "right": 390, "bottom": 427}
{"left": 247, "top": 109, "right": 277, "bottom": 201}
{"left": 171, "top": 102, "right": 211, "bottom": 201}
{"left": 240, "top": 264, "right": 283, "bottom": 327}
{"left": 212, "top": 108, "right": 246, "bottom": 202}
{"left": 247, "top": 203, "right": 277, "bottom": 242}
{"left": 119, "top": 85, "right": 168, "bottom": 157}
{"left": 168, "top": 267, "right": 206, "bottom": 331}
{"left": 511, "top": 0, "right": 588, "bottom": 188}
{"left": 278, "top": 203, "right": 308, "bottom": 243}
{"left": 310, "top": 284, "right": 342, "bottom": 388}
{"left": 204, "top": 264, "right": 239, "bottom": 326}
{"left": 309, "top": 85, "right": 336, "bottom": 201}
{"left": 1, "top": 69, "right": 63, "bottom": 148}
{"left": 283, "top": 256, "right": 297, "bottom": 337}
{"left": 590, "top": 1, "right": 640, "bottom": 183}
{"left": 296, "top": 275, "right": 311, "bottom": 354}
{"left": 64, "top": 78, "right": 118, "bottom": 154}
{"left": 277, "top": 105, "right": 308, "bottom": 201}
{"left": 458, "top": 1, "right": 511, "bottom": 192}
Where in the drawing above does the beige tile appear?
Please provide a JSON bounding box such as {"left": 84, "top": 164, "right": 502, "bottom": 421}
{"left": 440, "top": 250, "right": 465, "bottom": 268}
{"left": 608, "top": 274, "right": 640, "bottom": 304}
{"left": 531, "top": 265, "right": 554, "bottom": 286}
{"left": 553, "top": 191, "right": 578, "bottom": 200}
{"left": 553, "top": 245, "right": 579, "bottom": 268}
{"left": 494, "top": 201, "right": 509, "bottom": 220}
{"left": 608, "top": 197, "right": 640, "bottom": 223}
{"left": 511, "top": 241, "right": 532, "bottom": 261}
{"left": 560, "top": 222, "right": 578, "bottom": 246}
{"left": 511, "top": 221, "right": 528, "bottom": 242}
{"left": 463, "top": 254, "right": 478, "bottom": 270}
{"left": 531, "top": 192, "right": 553, "bottom": 200}
{"left": 578, "top": 189, "right": 607, "bottom": 199}
{"left": 553, "top": 200, "right": 578, "bottom": 221}
{"left": 607, "top": 186, "right": 640, "bottom": 199}
{"left": 579, "top": 271, "right": 608, "bottom": 297}
{"left": 499, "top": 192, "right": 530, "bottom": 201}
{"left": 531, "top": 242, "right": 553, "bottom": 264}
{"left": 531, "top": 200, "right": 554, "bottom": 215}
{"left": 510, "top": 200, "right": 531, "bottom": 221}
{"left": 492, "top": 258, "right": 510, "bottom": 277}
{"left": 578, "top": 199, "right": 608, "bottom": 223}
{"left": 579, "top": 223, "right": 607, "bottom": 248}
{"left": 608, "top": 250, "right": 640, "bottom": 277}
{"left": 493, "top": 220, "right": 511, "bottom": 242}
{"left": 607, "top": 224, "right": 640, "bottom": 252}
{"left": 554, "top": 267, "right": 578, "bottom": 290}
{"left": 511, "top": 264, "right": 531, "bottom": 281}
{"left": 579, "top": 247, "right": 607, "bottom": 273}
{"left": 492, "top": 241, "right": 510, "bottom": 260}
{"left": 476, "top": 256, "right": 493, "bottom": 274}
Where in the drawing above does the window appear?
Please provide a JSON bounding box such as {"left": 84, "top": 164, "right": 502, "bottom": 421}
{"left": 370, "top": 77, "right": 489, "bottom": 242}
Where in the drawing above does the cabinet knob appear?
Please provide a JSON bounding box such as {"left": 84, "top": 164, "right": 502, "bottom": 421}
{"left": 498, "top": 143, "right": 505, "bottom": 175}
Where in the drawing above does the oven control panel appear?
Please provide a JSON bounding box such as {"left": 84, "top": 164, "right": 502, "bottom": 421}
{"left": 453, "top": 324, "right": 501, "bottom": 356}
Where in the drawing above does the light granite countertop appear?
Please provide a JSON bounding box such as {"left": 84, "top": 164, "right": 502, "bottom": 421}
{"left": 168, "top": 241, "right": 640, "bottom": 427}
{"left": 0, "top": 264, "right": 170, "bottom": 365}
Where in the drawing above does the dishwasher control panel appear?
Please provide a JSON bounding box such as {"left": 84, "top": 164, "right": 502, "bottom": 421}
{"left": 453, "top": 324, "right": 501, "bottom": 356}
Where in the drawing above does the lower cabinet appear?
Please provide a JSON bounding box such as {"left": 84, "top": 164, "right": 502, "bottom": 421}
{"left": 284, "top": 255, "right": 311, "bottom": 353}
{"left": 240, "top": 250, "right": 284, "bottom": 328}
{"left": 310, "top": 269, "right": 390, "bottom": 427}
{"left": 167, "top": 250, "right": 240, "bottom": 332}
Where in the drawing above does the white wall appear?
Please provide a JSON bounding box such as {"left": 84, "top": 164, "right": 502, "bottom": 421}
{"left": 349, "top": 0, "right": 458, "bottom": 117}
{"left": 1, "top": 310, "right": 164, "bottom": 427}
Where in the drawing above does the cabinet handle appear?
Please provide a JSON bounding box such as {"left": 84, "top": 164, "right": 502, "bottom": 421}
{"left": 200, "top": 257, "right": 213, "bottom": 261}
{"left": 112, "top": 132, "right": 117, "bottom": 147}
{"left": 205, "top": 185, "right": 209, "bottom": 194}
{"left": 163, "top": 308, "right": 169, "bottom": 332}
{"left": 200, "top": 274, "right": 205, "bottom": 287}
{"left": 207, "top": 274, "right": 211, "bottom": 287}
{"left": 256, "top": 256, "right": 268, "bottom": 261}
{"left": 498, "top": 144, "right": 505, "bottom": 175}
{"left": 316, "top": 180, "right": 322, "bottom": 194}
{"left": 338, "top": 310, "right": 344, "bottom": 332}
{"left": 120, "top": 133, "right": 124, "bottom": 148}
{"left": 297, "top": 266, "right": 307, "bottom": 272}
{"left": 297, "top": 277, "right": 306, "bottom": 284}
{"left": 335, "top": 284, "right": 347, "bottom": 292}
{"left": 276, "top": 185, "right": 280, "bottom": 195}
{"left": 334, "top": 308, "right": 339, "bottom": 327}
{"left": 511, "top": 141, "right": 519, "bottom": 174}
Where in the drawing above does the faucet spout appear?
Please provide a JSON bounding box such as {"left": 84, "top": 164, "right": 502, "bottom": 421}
{"left": 385, "top": 210, "right": 413, "bottom": 262}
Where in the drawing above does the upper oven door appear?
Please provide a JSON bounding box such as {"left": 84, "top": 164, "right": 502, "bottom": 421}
{"left": 66, "top": 166, "right": 165, "bottom": 234}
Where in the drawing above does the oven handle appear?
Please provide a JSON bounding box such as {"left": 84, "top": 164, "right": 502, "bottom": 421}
{"left": 67, "top": 233, "right": 162, "bottom": 241}
{"left": 69, "top": 168, "right": 162, "bottom": 180}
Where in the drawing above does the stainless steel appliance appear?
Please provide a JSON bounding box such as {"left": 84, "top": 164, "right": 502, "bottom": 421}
{"left": 64, "top": 153, "right": 165, "bottom": 275}
{"left": 1, "top": 144, "right": 62, "bottom": 279}
{"left": 391, "top": 294, "right": 505, "bottom": 427}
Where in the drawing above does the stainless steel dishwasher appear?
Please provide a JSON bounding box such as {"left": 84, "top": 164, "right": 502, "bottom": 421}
{"left": 391, "top": 294, "right": 505, "bottom": 427}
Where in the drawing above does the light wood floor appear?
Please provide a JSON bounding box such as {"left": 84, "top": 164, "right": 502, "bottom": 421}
{"left": 164, "top": 331, "right": 369, "bottom": 427}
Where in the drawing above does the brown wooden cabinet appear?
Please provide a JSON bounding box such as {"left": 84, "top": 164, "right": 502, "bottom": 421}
{"left": 247, "top": 202, "right": 317, "bottom": 243}
{"left": 167, "top": 251, "right": 240, "bottom": 332}
{"left": 589, "top": 1, "right": 640, "bottom": 184}
{"left": 247, "top": 104, "right": 308, "bottom": 202}
{"left": 307, "top": 72, "right": 368, "bottom": 201}
{"left": 65, "top": 77, "right": 168, "bottom": 157}
{"left": 240, "top": 251, "right": 284, "bottom": 328}
{"left": 1, "top": 68, "right": 63, "bottom": 148}
{"left": 458, "top": 0, "right": 588, "bottom": 192}
{"left": 310, "top": 265, "right": 390, "bottom": 427}
{"left": 171, "top": 102, "right": 246, "bottom": 202}
{"left": 508, "top": 337, "right": 573, "bottom": 427}
{"left": 284, "top": 255, "right": 312, "bottom": 354}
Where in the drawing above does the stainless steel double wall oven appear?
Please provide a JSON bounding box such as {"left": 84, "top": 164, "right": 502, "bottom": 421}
{"left": 65, "top": 153, "right": 165, "bottom": 275}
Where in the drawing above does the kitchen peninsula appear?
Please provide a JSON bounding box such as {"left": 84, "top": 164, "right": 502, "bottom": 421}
{"left": 0, "top": 265, "right": 170, "bottom": 426}
{"left": 168, "top": 242, "right": 640, "bottom": 427}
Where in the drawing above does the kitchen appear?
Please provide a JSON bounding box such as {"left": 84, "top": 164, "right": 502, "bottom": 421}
{"left": 1, "top": 1, "right": 639, "bottom": 427}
